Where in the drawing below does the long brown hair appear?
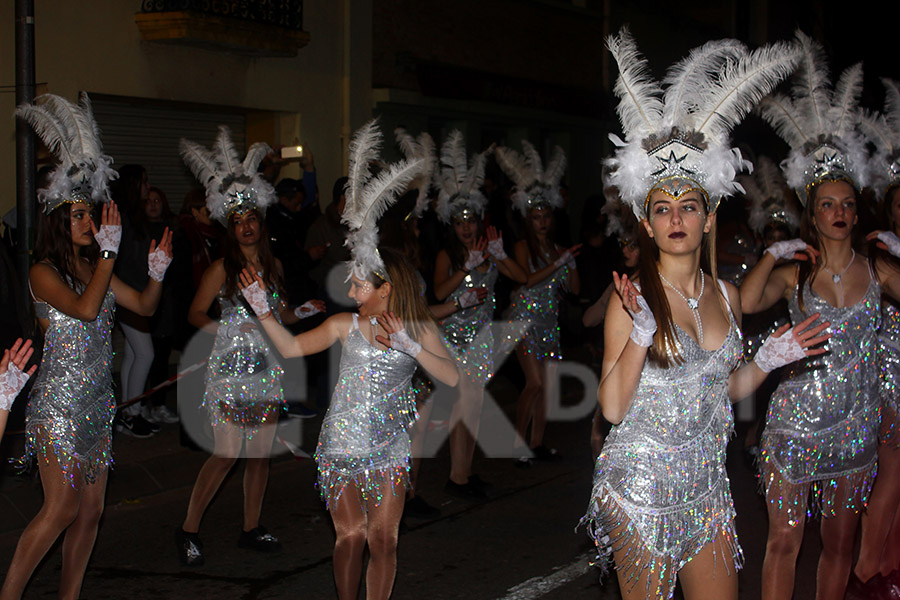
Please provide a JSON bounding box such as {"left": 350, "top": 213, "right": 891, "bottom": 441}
{"left": 446, "top": 216, "right": 485, "bottom": 271}
{"left": 795, "top": 180, "right": 863, "bottom": 313}
{"left": 523, "top": 206, "right": 557, "bottom": 266}
{"left": 636, "top": 213, "right": 724, "bottom": 367}
{"left": 369, "top": 247, "right": 435, "bottom": 341}
{"left": 34, "top": 203, "right": 99, "bottom": 289}
{"left": 222, "top": 209, "right": 283, "bottom": 299}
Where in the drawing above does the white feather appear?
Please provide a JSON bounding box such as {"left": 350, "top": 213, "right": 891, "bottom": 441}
{"left": 242, "top": 142, "right": 271, "bottom": 175}
{"left": 607, "top": 27, "right": 664, "bottom": 141}
{"left": 215, "top": 126, "right": 243, "bottom": 177}
{"left": 346, "top": 120, "right": 382, "bottom": 217}
{"left": 829, "top": 63, "right": 863, "bottom": 139}
{"left": 757, "top": 94, "right": 810, "bottom": 148}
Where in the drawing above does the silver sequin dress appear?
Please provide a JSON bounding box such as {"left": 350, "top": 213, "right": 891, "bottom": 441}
{"left": 760, "top": 270, "right": 881, "bottom": 523}
{"left": 315, "top": 314, "right": 418, "bottom": 510}
{"left": 506, "top": 255, "right": 570, "bottom": 361}
{"left": 878, "top": 300, "right": 900, "bottom": 447}
{"left": 26, "top": 286, "right": 117, "bottom": 486}
{"left": 583, "top": 280, "right": 744, "bottom": 599}
{"left": 440, "top": 263, "right": 498, "bottom": 385}
{"left": 203, "top": 291, "right": 284, "bottom": 436}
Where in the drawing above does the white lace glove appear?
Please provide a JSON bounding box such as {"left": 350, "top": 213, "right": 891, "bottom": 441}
{"left": 877, "top": 231, "right": 900, "bottom": 257}
{"left": 464, "top": 250, "right": 485, "bottom": 272}
{"left": 487, "top": 238, "right": 507, "bottom": 261}
{"left": 554, "top": 249, "right": 575, "bottom": 269}
{"left": 754, "top": 329, "right": 808, "bottom": 373}
{"left": 627, "top": 295, "right": 657, "bottom": 347}
{"left": 293, "top": 301, "right": 322, "bottom": 320}
{"left": 147, "top": 247, "right": 172, "bottom": 282}
{"left": 457, "top": 288, "right": 482, "bottom": 309}
{"left": 240, "top": 281, "right": 271, "bottom": 318}
{"left": 94, "top": 224, "right": 121, "bottom": 254}
{"left": 388, "top": 328, "right": 422, "bottom": 357}
{"left": 764, "top": 239, "right": 807, "bottom": 261}
{"left": 0, "top": 363, "right": 31, "bottom": 412}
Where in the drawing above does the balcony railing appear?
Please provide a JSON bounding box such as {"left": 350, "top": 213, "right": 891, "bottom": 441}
{"left": 136, "top": 0, "right": 308, "bottom": 57}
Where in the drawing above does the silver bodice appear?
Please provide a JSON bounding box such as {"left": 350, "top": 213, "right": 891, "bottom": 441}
{"left": 506, "top": 255, "right": 569, "bottom": 361}
{"left": 440, "top": 263, "right": 498, "bottom": 385}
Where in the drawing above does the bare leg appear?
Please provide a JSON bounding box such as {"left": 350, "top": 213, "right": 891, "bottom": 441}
{"left": 408, "top": 395, "right": 434, "bottom": 499}
{"left": 364, "top": 482, "right": 405, "bottom": 600}
{"left": 857, "top": 413, "right": 900, "bottom": 580}
{"left": 608, "top": 512, "right": 672, "bottom": 600}
{"left": 448, "top": 375, "right": 483, "bottom": 485}
{"left": 514, "top": 345, "right": 543, "bottom": 451}
{"left": 0, "top": 451, "right": 83, "bottom": 600}
{"left": 817, "top": 481, "right": 862, "bottom": 600}
{"left": 330, "top": 485, "right": 367, "bottom": 600}
{"left": 241, "top": 423, "right": 277, "bottom": 531}
{"left": 761, "top": 484, "right": 807, "bottom": 600}
{"left": 182, "top": 424, "right": 242, "bottom": 533}
{"left": 678, "top": 530, "right": 740, "bottom": 600}
{"left": 59, "top": 469, "right": 108, "bottom": 600}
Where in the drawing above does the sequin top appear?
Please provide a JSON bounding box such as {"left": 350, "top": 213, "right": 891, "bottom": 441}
{"left": 506, "top": 254, "right": 569, "bottom": 361}
{"left": 315, "top": 314, "right": 418, "bottom": 510}
{"left": 760, "top": 269, "right": 881, "bottom": 519}
{"left": 202, "top": 290, "right": 284, "bottom": 434}
{"left": 26, "top": 283, "right": 117, "bottom": 486}
{"left": 878, "top": 300, "right": 900, "bottom": 421}
{"left": 439, "top": 263, "right": 498, "bottom": 385}
{"left": 583, "top": 280, "right": 743, "bottom": 598}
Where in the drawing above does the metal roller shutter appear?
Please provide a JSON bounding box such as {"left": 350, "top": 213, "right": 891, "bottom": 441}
{"left": 89, "top": 94, "right": 247, "bottom": 214}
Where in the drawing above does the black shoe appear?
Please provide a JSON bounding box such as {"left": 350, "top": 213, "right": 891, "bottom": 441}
{"left": 404, "top": 495, "right": 441, "bottom": 519}
{"left": 116, "top": 415, "right": 156, "bottom": 438}
{"left": 531, "top": 445, "right": 561, "bottom": 462}
{"left": 514, "top": 456, "right": 533, "bottom": 468}
{"left": 175, "top": 528, "right": 204, "bottom": 566}
{"left": 468, "top": 473, "right": 493, "bottom": 491}
{"left": 285, "top": 403, "right": 318, "bottom": 419}
{"left": 444, "top": 479, "right": 487, "bottom": 501}
{"left": 238, "top": 526, "right": 282, "bottom": 552}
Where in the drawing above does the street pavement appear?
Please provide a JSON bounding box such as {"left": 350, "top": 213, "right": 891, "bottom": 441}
{"left": 0, "top": 366, "right": 824, "bottom": 599}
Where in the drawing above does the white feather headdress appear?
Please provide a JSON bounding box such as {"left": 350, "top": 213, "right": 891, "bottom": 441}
{"left": 343, "top": 120, "right": 425, "bottom": 281}
{"left": 15, "top": 92, "right": 118, "bottom": 213}
{"left": 435, "top": 130, "right": 491, "bottom": 224}
{"left": 858, "top": 78, "right": 900, "bottom": 198}
{"left": 757, "top": 31, "right": 868, "bottom": 205}
{"left": 604, "top": 28, "right": 799, "bottom": 220}
{"left": 495, "top": 141, "right": 566, "bottom": 216}
{"left": 180, "top": 126, "right": 275, "bottom": 225}
{"left": 740, "top": 156, "right": 800, "bottom": 235}
{"left": 394, "top": 127, "right": 436, "bottom": 218}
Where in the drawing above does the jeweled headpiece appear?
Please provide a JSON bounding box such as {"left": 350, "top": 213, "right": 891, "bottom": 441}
{"left": 858, "top": 78, "right": 900, "bottom": 199}
{"left": 435, "top": 131, "right": 491, "bottom": 224}
{"left": 741, "top": 156, "right": 800, "bottom": 235}
{"left": 604, "top": 28, "right": 799, "bottom": 220}
{"left": 16, "top": 92, "right": 118, "bottom": 213}
{"left": 757, "top": 31, "right": 868, "bottom": 205}
{"left": 496, "top": 141, "right": 566, "bottom": 217}
{"left": 343, "top": 120, "right": 425, "bottom": 281}
{"left": 394, "top": 127, "right": 436, "bottom": 219}
{"left": 180, "top": 126, "right": 275, "bottom": 225}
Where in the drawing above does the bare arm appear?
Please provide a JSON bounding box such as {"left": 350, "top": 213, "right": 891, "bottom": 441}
{"left": 257, "top": 312, "right": 345, "bottom": 358}
{"left": 739, "top": 254, "right": 796, "bottom": 314}
{"left": 30, "top": 259, "right": 115, "bottom": 322}
{"left": 188, "top": 260, "right": 226, "bottom": 334}
{"left": 433, "top": 249, "right": 468, "bottom": 301}
{"left": 110, "top": 227, "right": 173, "bottom": 317}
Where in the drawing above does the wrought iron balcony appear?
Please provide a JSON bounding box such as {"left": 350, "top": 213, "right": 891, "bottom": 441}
{"left": 135, "top": 0, "right": 309, "bottom": 57}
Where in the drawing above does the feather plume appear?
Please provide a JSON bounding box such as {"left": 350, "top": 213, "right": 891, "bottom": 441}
{"left": 242, "top": 142, "right": 270, "bottom": 175}
{"left": 179, "top": 138, "right": 218, "bottom": 186}
{"left": 346, "top": 120, "right": 382, "bottom": 216}
{"left": 460, "top": 149, "right": 489, "bottom": 197}
{"left": 544, "top": 146, "right": 567, "bottom": 187}
{"left": 37, "top": 94, "right": 99, "bottom": 159}
{"left": 495, "top": 146, "right": 532, "bottom": 189}
{"left": 521, "top": 141, "right": 544, "bottom": 185}
{"left": 78, "top": 92, "right": 103, "bottom": 143}
{"left": 342, "top": 158, "right": 425, "bottom": 231}
{"left": 15, "top": 104, "right": 79, "bottom": 166}
{"left": 829, "top": 63, "right": 863, "bottom": 139}
{"left": 757, "top": 94, "right": 810, "bottom": 148}
{"left": 792, "top": 31, "right": 832, "bottom": 137}
{"left": 694, "top": 42, "right": 800, "bottom": 143}
{"left": 883, "top": 78, "right": 900, "bottom": 134}
{"left": 215, "top": 126, "right": 243, "bottom": 177}
{"left": 607, "top": 28, "right": 664, "bottom": 140}
{"left": 394, "top": 127, "right": 436, "bottom": 214}
{"left": 662, "top": 39, "right": 746, "bottom": 129}
{"left": 439, "top": 130, "right": 469, "bottom": 195}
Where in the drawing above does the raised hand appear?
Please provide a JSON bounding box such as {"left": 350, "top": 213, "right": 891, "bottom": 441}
{"left": 93, "top": 201, "right": 122, "bottom": 253}
{"left": 238, "top": 268, "right": 271, "bottom": 318}
{"left": 485, "top": 226, "right": 507, "bottom": 261}
{"left": 464, "top": 238, "right": 487, "bottom": 272}
{"left": 375, "top": 311, "right": 422, "bottom": 357}
{"left": 867, "top": 230, "right": 900, "bottom": 258}
{"left": 754, "top": 312, "right": 831, "bottom": 373}
{"left": 613, "top": 271, "right": 656, "bottom": 347}
{"left": 765, "top": 238, "right": 818, "bottom": 263}
{"left": 554, "top": 243, "right": 582, "bottom": 268}
{"left": 148, "top": 227, "right": 174, "bottom": 282}
{"left": 294, "top": 299, "right": 326, "bottom": 319}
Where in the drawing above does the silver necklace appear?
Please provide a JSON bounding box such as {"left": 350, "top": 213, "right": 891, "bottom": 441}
{"left": 822, "top": 249, "right": 855, "bottom": 306}
{"left": 659, "top": 270, "right": 705, "bottom": 343}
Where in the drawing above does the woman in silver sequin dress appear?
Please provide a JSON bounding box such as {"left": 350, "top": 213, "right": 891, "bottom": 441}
{"left": 3, "top": 94, "right": 173, "bottom": 600}
{"left": 242, "top": 247, "right": 458, "bottom": 600}
{"left": 582, "top": 31, "right": 809, "bottom": 600}
{"left": 507, "top": 204, "right": 580, "bottom": 463}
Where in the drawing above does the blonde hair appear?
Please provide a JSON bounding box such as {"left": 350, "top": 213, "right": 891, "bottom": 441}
{"left": 368, "top": 247, "right": 436, "bottom": 341}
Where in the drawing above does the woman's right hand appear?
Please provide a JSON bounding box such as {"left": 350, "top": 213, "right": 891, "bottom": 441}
{"left": 464, "top": 238, "right": 488, "bottom": 272}
{"left": 92, "top": 201, "right": 122, "bottom": 254}
{"left": 764, "top": 238, "right": 818, "bottom": 263}
{"left": 613, "top": 271, "right": 656, "bottom": 347}
{"left": 0, "top": 338, "right": 37, "bottom": 411}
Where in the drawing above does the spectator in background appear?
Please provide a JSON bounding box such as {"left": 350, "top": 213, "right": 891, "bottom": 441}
{"left": 305, "top": 177, "right": 351, "bottom": 302}
{"left": 267, "top": 178, "right": 318, "bottom": 305}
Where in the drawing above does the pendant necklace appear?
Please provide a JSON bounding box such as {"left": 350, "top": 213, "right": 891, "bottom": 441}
{"left": 659, "top": 270, "right": 705, "bottom": 343}
{"left": 822, "top": 249, "right": 855, "bottom": 306}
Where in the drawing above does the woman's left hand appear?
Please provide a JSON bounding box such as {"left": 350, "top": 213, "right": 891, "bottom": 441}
{"left": 867, "top": 230, "right": 900, "bottom": 257}
{"left": 0, "top": 338, "right": 37, "bottom": 411}
{"left": 754, "top": 312, "right": 831, "bottom": 373}
{"left": 238, "top": 268, "right": 272, "bottom": 318}
{"left": 148, "top": 227, "right": 174, "bottom": 282}
{"left": 375, "top": 311, "right": 422, "bottom": 356}
{"left": 485, "top": 226, "right": 507, "bottom": 261}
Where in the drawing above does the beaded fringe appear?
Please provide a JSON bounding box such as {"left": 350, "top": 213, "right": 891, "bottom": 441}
{"left": 22, "top": 424, "right": 112, "bottom": 488}
{"left": 580, "top": 489, "right": 742, "bottom": 600}
{"left": 317, "top": 463, "right": 410, "bottom": 512}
